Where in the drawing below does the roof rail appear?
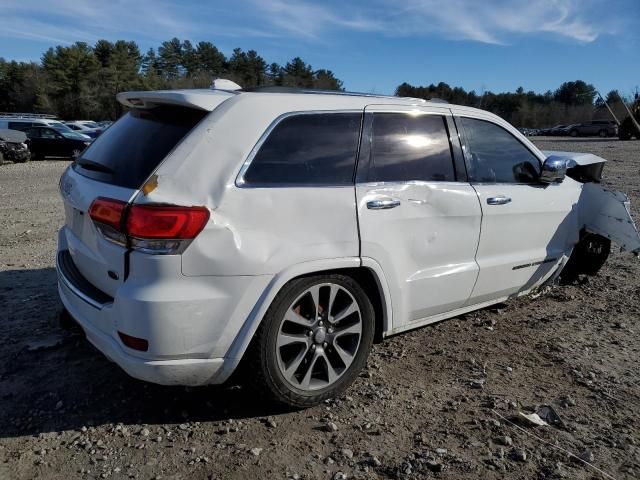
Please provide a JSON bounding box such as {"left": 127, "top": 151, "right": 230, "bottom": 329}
{"left": 0, "top": 112, "right": 58, "bottom": 119}
{"left": 243, "top": 86, "right": 426, "bottom": 103}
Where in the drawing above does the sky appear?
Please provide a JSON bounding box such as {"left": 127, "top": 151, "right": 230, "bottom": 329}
{"left": 1, "top": 0, "right": 639, "bottom": 97}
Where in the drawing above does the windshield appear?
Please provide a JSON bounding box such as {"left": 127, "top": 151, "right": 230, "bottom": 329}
{"left": 81, "top": 121, "right": 100, "bottom": 128}
{"left": 61, "top": 131, "right": 89, "bottom": 140}
{"left": 52, "top": 124, "right": 74, "bottom": 133}
{"left": 74, "top": 106, "right": 207, "bottom": 188}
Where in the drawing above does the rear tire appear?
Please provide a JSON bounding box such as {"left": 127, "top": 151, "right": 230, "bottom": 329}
{"left": 570, "top": 129, "right": 578, "bottom": 137}
{"left": 247, "top": 274, "right": 375, "bottom": 408}
{"left": 598, "top": 129, "right": 607, "bottom": 138}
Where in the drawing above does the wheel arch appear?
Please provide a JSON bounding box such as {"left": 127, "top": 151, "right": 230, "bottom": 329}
{"left": 217, "top": 257, "right": 393, "bottom": 383}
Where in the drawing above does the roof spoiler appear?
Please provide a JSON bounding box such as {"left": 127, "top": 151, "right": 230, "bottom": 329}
{"left": 116, "top": 89, "right": 237, "bottom": 112}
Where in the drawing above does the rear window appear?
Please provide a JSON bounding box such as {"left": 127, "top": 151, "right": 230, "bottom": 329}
{"left": 241, "top": 113, "right": 361, "bottom": 186}
{"left": 73, "top": 106, "right": 207, "bottom": 188}
{"left": 8, "top": 122, "right": 32, "bottom": 131}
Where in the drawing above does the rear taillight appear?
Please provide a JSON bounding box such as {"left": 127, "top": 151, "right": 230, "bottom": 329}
{"left": 88, "top": 198, "right": 209, "bottom": 254}
{"left": 89, "top": 197, "right": 127, "bottom": 245}
{"left": 127, "top": 205, "right": 210, "bottom": 239}
{"left": 88, "top": 197, "right": 126, "bottom": 230}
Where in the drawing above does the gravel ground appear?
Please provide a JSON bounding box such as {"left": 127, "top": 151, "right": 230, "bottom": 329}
{"left": 0, "top": 137, "right": 639, "bottom": 480}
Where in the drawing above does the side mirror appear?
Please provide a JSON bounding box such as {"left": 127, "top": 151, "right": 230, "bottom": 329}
{"left": 540, "top": 156, "right": 569, "bottom": 184}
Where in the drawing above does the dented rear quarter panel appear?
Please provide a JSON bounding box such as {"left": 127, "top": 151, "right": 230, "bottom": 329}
{"left": 132, "top": 94, "right": 374, "bottom": 276}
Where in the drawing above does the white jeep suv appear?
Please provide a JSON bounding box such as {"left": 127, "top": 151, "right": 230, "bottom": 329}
{"left": 57, "top": 86, "right": 640, "bottom": 407}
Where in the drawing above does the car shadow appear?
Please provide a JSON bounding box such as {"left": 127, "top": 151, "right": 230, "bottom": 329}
{"left": 0, "top": 267, "right": 289, "bottom": 440}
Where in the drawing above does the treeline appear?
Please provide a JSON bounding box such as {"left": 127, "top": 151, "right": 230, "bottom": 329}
{"left": 396, "top": 80, "right": 630, "bottom": 128}
{"left": 0, "top": 37, "right": 632, "bottom": 128}
{"left": 0, "top": 38, "right": 343, "bottom": 120}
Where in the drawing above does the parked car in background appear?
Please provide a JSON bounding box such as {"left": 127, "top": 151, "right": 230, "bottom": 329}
{"left": 0, "top": 129, "right": 30, "bottom": 163}
{"left": 56, "top": 85, "right": 640, "bottom": 408}
{"left": 548, "top": 124, "right": 569, "bottom": 136}
{"left": 96, "top": 120, "right": 113, "bottom": 129}
{"left": 64, "top": 121, "right": 103, "bottom": 138}
{"left": 568, "top": 120, "right": 618, "bottom": 137}
{"left": 50, "top": 123, "right": 92, "bottom": 140}
{"left": 25, "top": 126, "right": 91, "bottom": 159}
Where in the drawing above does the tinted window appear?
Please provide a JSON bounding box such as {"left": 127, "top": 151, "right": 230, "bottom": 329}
{"left": 459, "top": 117, "right": 540, "bottom": 183}
{"left": 74, "top": 106, "right": 207, "bottom": 189}
{"left": 41, "top": 128, "right": 59, "bottom": 139}
{"left": 25, "top": 128, "right": 41, "bottom": 138}
{"left": 9, "top": 122, "right": 32, "bottom": 131}
{"left": 243, "top": 113, "right": 361, "bottom": 186}
{"left": 365, "top": 113, "right": 455, "bottom": 182}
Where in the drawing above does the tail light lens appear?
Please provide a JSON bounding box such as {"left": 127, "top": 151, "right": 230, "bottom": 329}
{"left": 127, "top": 205, "right": 210, "bottom": 239}
{"left": 89, "top": 197, "right": 127, "bottom": 245}
{"left": 88, "top": 197, "right": 209, "bottom": 254}
{"left": 88, "top": 198, "right": 126, "bottom": 230}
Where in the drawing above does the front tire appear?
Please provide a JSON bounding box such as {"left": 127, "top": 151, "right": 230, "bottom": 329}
{"left": 248, "top": 274, "right": 375, "bottom": 408}
{"left": 569, "top": 129, "right": 578, "bottom": 137}
{"left": 560, "top": 233, "right": 611, "bottom": 283}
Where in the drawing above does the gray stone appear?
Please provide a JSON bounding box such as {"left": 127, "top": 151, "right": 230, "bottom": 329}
{"left": 340, "top": 448, "right": 354, "bottom": 459}
{"left": 496, "top": 436, "right": 513, "bottom": 446}
{"left": 510, "top": 448, "right": 527, "bottom": 462}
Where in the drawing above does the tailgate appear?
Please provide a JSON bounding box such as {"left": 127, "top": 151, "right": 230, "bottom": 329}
{"left": 60, "top": 166, "right": 135, "bottom": 297}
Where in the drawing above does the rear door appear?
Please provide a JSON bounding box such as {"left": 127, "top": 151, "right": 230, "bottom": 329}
{"left": 457, "top": 115, "right": 580, "bottom": 304}
{"left": 356, "top": 105, "right": 482, "bottom": 329}
{"left": 25, "top": 127, "right": 44, "bottom": 154}
{"left": 41, "top": 128, "right": 65, "bottom": 156}
{"left": 59, "top": 106, "right": 208, "bottom": 297}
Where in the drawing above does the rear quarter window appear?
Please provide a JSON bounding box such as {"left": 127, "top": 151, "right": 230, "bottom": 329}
{"left": 73, "top": 106, "right": 207, "bottom": 189}
{"left": 241, "top": 112, "right": 362, "bottom": 186}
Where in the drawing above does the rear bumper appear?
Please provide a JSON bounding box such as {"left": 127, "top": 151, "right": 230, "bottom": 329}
{"left": 57, "top": 270, "right": 226, "bottom": 386}
{"left": 56, "top": 228, "right": 271, "bottom": 386}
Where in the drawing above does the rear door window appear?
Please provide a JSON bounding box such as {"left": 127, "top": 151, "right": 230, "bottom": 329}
{"left": 241, "top": 113, "right": 362, "bottom": 186}
{"left": 363, "top": 113, "right": 456, "bottom": 183}
{"left": 73, "top": 106, "right": 207, "bottom": 189}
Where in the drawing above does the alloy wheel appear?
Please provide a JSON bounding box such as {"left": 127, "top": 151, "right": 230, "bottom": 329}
{"left": 275, "top": 283, "right": 362, "bottom": 391}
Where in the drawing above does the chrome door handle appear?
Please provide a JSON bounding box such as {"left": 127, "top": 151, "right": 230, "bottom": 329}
{"left": 367, "top": 199, "right": 401, "bottom": 210}
{"left": 486, "top": 196, "right": 512, "bottom": 205}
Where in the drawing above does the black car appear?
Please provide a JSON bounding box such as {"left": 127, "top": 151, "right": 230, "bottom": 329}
{"left": 25, "top": 126, "right": 92, "bottom": 159}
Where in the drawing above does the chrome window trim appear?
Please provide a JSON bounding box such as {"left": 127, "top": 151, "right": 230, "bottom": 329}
{"left": 357, "top": 180, "right": 470, "bottom": 188}
{"left": 235, "top": 109, "right": 363, "bottom": 188}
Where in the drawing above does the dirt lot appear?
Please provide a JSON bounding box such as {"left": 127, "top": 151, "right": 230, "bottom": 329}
{"left": 0, "top": 137, "right": 639, "bottom": 480}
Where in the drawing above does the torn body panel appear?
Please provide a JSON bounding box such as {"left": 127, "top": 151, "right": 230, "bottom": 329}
{"left": 578, "top": 183, "right": 640, "bottom": 254}
{"left": 542, "top": 150, "right": 606, "bottom": 183}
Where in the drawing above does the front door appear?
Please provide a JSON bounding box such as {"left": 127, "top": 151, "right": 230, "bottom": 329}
{"left": 356, "top": 105, "right": 482, "bottom": 330}
{"left": 456, "top": 115, "right": 581, "bottom": 304}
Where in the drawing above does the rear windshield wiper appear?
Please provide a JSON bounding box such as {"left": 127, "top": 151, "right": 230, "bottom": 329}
{"left": 75, "top": 158, "right": 115, "bottom": 174}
